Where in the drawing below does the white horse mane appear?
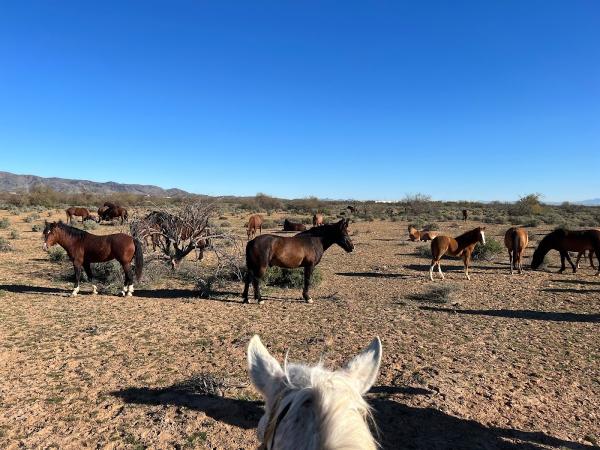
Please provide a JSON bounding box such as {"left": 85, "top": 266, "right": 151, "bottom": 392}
{"left": 248, "top": 336, "right": 382, "bottom": 450}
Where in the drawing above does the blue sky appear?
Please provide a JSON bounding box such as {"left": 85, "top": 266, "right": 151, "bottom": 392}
{"left": 1, "top": 1, "right": 598, "bottom": 202}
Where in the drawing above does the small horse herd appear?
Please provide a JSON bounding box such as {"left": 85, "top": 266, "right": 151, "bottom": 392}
{"left": 65, "top": 202, "right": 128, "bottom": 225}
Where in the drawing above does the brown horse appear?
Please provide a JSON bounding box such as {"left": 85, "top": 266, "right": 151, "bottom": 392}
{"left": 247, "top": 214, "right": 263, "bottom": 240}
{"left": 283, "top": 219, "right": 307, "bottom": 232}
{"left": 243, "top": 219, "right": 354, "bottom": 304}
{"left": 576, "top": 250, "right": 596, "bottom": 270}
{"left": 429, "top": 227, "right": 486, "bottom": 281}
{"left": 42, "top": 221, "right": 143, "bottom": 296}
{"left": 462, "top": 209, "right": 468, "bottom": 222}
{"left": 531, "top": 229, "right": 600, "bottom": 274}
{"left": 408, "top": 225, "right": 437, "bottom": 242}
{"left": 504, "top": 227, "right": 528, "bottom": 274}
{"left": 66, "top": 207, "right": 94, "bottom": 224}
{"left": 100, "top": 206, "right": 128, "bottom": 224}
{"left": 312, "top": 213, "right": 324, "bottom": 226}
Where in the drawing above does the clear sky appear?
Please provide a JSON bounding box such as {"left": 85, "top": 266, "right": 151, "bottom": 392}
{"left": 1, "top": 1, "right": 599, "bottom": 202}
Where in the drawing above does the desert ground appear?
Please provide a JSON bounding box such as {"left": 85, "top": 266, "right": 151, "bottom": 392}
{"left": 0, "top": 209, "right": 598, "bottom": 449}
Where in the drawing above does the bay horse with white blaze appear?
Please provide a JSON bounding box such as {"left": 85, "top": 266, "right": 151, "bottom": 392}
{"left": 531, "top": 229, "right": 600, "bottom": 275}
{"left": 429, "top": 227, "right": 486, "bottom": 281}
{"left": 248, "top": 334, "right": 381, "bottom": 450}
{"left": 43, "top": 221, "right": 143, "bottom": 296}
{"left": 504, "top": 227, "right": 528, "bottom": 274}
{"left": 243, "top": 219, "right": 353, "bottom": 304}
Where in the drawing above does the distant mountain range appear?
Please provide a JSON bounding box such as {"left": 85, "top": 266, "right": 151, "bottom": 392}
{"left": 0, "top": 171, "right": 190, "bottom": 197}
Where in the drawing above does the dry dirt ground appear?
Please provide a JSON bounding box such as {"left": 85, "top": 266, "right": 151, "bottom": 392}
{"left": 0, "top": 210, "right": 598, "bottom": 449}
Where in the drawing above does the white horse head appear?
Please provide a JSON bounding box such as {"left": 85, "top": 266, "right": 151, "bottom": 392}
{"left": 247, "top": 335, "right": 382, "bottom": 450}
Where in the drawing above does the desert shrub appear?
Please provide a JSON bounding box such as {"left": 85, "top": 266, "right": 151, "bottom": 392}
{"left": 31, "top": 224, "right": 42, "bottom": 232}
{"left": 414, "top": 244, "right": 432, "bottom": 258}
{"left": 472, "top": 238, "right": 503, "bottom": 261}
{"left": 24, "top": 213, "right": 40, "bottom": 223}
{"left": 220, "top": 221, "right": 231, "bottom": 227}
{"left": 263, "top": 266, "right": 322, "bottom": 288}
{"left": 218, "top": 216, "right": 228, "bottom": 220}
{"left": 407, "top": 285, "right": 457, "bottom": 304}
{"left": 83, "top": 220, "right": 99, "bottom": 230}
{"left": 0, "top": 237, "right": 11, "bottom": 252}
{"left": 9, "top": 229, "right": 19, "bottom": 239}
{"left": 48, "top": 247, "right": 68, "bottom": 262}
{"left": 89, "top": 261, "right": 124, "bottom": 292}
{"left": 523, "top": 217, "right": 540, "bottom": 227}
{"left": 423, "top": 223, "right": 439, "bottom": 231}
{"left": 494, "top": 216, "right": 507, "bottom": 224}
{"left": 0, "top": 218, "right": 10, "bottom": 229}
{"left": 261, "top": 219, "right": 278, "bottom": 229}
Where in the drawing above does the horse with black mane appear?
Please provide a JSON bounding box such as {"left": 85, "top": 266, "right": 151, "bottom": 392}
{"left": 429, "top": 227, "right": 486, "bottom": 281}
{"left": 283, "top": 219, "right": 306, "bottom": 232}
{"left": 100, "top": 206, "right": 128, "bottom": 224}
{"left": 42, "top": 221, "right": 143, "bottom": 296}
{"left": 243, "top": 218, "right": 354, "bottom": 304}
{"left": 531, "top": 228, "right": 600, "bottom": 275}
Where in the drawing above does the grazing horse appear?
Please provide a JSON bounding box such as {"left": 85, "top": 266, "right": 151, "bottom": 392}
{"left": 243, "top": 219, "right": 354, "bottom": 304}
{"left": 65, "top": 207, "right": 94, "bottom": 224}
{"left": 504, "top": 227, "right": 528, "bottom": 274}
{"left": 531, "top": 229, "right": 600, "bottom": 275}
{"left": 462, "top": 209, "right": 468, "bottom": 222}
{"left": 247, "top": 214, "right": 263, "bottom": 240}
{"left": 42, "top": 221, "right": 143, "bottom": 296}
{"left": 429, "top": 227, "right": 486, "bottom": 281}
{"left": 576, "top": 250, "right": 597, "bottom": 270}
{"left": 408, "top": 225, "right": 437, "bottom": 242}
{"left": 312, "top": 213, "right": 324, "bottom": 227}
{"left": 101, "top": 206, "right": 128, "bottom": 224}
{"left": 247, "top": 335, "right": 381, "bottom": 450}
{"left": 97, "top": 206, "right": 109, "bottom": 221}
{"left": 347, "top": 205, "right": 356, "bottom": 214}
{"left": 283, "top": 219, "right": 307, "bottom": 232}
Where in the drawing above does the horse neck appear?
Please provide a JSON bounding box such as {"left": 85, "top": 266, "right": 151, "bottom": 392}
{"left": 54, "top": 228, "right": 81, "bottom": 253}
{"left": 455, "top": 230, "right": 479, "bottom": 249}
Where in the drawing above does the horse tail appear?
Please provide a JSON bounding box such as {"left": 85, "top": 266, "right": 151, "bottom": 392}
{"left": 512, "top": 229, "right": 520, "bottom": 267}
{"left": 134, "top": 238, "right": 144, "bottom": 281}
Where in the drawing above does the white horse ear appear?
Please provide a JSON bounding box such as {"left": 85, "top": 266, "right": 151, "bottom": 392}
{"left": 343, "top": 337, "right": 382, "bottom": 394}
{"left": 247, "top": 335, "right": 285, "bottom": 398}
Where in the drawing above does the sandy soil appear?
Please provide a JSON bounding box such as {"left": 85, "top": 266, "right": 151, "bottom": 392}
{"left": 0, "top": 210, "right": 598, "bottom": 449}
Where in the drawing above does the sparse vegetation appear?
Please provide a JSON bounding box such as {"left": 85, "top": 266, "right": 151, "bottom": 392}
{"left": 0, "top": 237, "right": 12, "bottom": 252}
{"left": 407, "top": 285, "right": 457, "bottom": 304}
{"left": 48, "top": 247, "right": 68, "bottom": 262}
{"left": 9, "top": 229, "right": 19, "bottom": 239}
{"left": 0, "top": 217, "right": 9, "bottom": 229}
{"left": 473, "top": 238, "right": 503, "bottom": 261}
{"left": 263, "top": 266, "right": 322, "bottom": 289}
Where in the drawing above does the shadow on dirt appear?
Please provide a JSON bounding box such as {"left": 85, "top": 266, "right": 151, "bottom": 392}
{"left": 420, "top": 306, "right": 600, "bottom": 323}
{"left": 133, "top": 288, "right": 241, "bottom": 302}
{"left": 549, "top": 279, "right": 600, "bottom": 286}
{"left": 336, "top": 272, "right": 408, "bottom": 278}
{"left": 0, "top": 284, "right": 65, "bottom": 295}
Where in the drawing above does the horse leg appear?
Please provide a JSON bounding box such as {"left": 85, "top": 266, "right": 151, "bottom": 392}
{"left": 463, "top": 253, "right": 471, "bottom": 281}
{"left": 252, "top": 269, "right": 264, "bottom": 305}
{"left": 303, "top": 266, "right": 314, "bottom": 303}
{"left": 558, "top": 252, "right": 566, "bottom": 273}
{"left": 120, "top": 263, "right": 134, "bottom": 297}
{"left": 437, "top": 262, "right": 444, "bottom": 280}
{"left": 565, "top": 252, "right": 576, "bottom": 273}
{"left": 575, "top": 252, "right": 583, "bottom": 270}
{"left": 589, "top": 250, "right": 596, "bottom": 270}
{"left": 72, "top": 263, "right": 82, "bottom": 297}
{"left": 508, "top": 250, "right": 513, "bottom": 274}
{"left": 429, "top": 259, "right": 436, "bottom": 281}
{"left": 83, "top": 262, "right": 97, "bottom": 295}
{"left": 242, "top": 270, "right": 251, "bottom": 303}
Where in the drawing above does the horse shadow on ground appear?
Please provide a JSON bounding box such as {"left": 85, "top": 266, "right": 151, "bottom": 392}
{"left": 336, "top": 272, "right": 408, "bottom": 279}
{"left": 541, "top": 288, "right": 599, "bottom": 295}
{"left": 370, "top": 395, "right": 596, "bottom": 450}
{"left": 549, "top": 279, "right": 600, "bottom": 286}
{"left": 133, "top": 288, "right": 241, "bottom": 302}
{"left": 420, "top": 306, "right": 600, "bottom": 323}
{"left": 404, "top": 263, "right": 503, "bottom": 272}
{"left": 0, "top": 284, "right": 65, "bottom": 295}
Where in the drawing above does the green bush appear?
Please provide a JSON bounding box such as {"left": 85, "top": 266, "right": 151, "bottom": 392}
{"left": 0, "top": 218, "right": 10, "bottom": 229}
{"left": 24, "top": 213, "right": 40, "bottom": 223}
{"left": 423, "top": 223, "right": 439, "bottom": 231}
{"left": 83, "top": 220, "right": 98, "bottom": 230}
{"left": 48, "top": 247, "right": 68, "bottom": 262}
{"left": 263, "top": 266, "right": 322, "bottom": 288}
{"left": 523, "top": 217, "right": 540, "bottom": 227}
{"left": 0, "top": 237, "right": 12, "bottom": 252}
{"left": 9, "top": 229, "right": 19, "bottom": 239}
{"left": 473, "top": 238, "right": 503, "bottom": 261}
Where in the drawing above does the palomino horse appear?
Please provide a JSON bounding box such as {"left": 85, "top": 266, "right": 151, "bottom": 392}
{"left": 429, "top": 227, "right": 486, "bottom": 281}
{"left": 312, "top": 213, "right": 324, "bottom": 227}
{"left": 247, "top": 214, "right": 263, "bottom": 240}
{"left": 43, "top": 221, "right": 143, "bottom": 296}
{"left": 283, "top": 219, "right": 307, "bottom": 232}
{"left": 462, "top": 209, "right": 468, "bottom": 222}
{"left": 408, "top": 225, "right": 437, "bottom": 242}
{"left": 243, "top": 219, "right": 354, "bottom": 304}
{"left": 66, "top": 207, "right": 95, "bottom": 224}
{"left": 504, "top": 227, "right": 528, "bottom": 274}
{"left": 531, "top": 229, "right": 600, "bottom": 275}
{"left": 247, "top": 335, "right": 381, "bottom": 450}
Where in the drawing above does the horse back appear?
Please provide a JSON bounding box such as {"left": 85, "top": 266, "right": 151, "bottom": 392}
{"left": 83, "top": 233, "right": 135, "bottom": 263}
{"left": 431, "top": 235, "right": 458, "bottom": 258}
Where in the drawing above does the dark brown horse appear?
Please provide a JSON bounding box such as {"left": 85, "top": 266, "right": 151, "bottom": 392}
{"left": 243, "top": 219, "right": 354, "bottom": 304}
{"left": 247, "top": 214, "right": 263, "bottom": 240}
{"left": 66, "top": 207, "right": 95, "bottom": 224}
{"left": 42, "top": 221, "right": 143, "bottom": 296}
{"left": 531, "top": 229, "right": 600, "bottom": 275}
{"left": 100, "top": 206, "right": 128, "bottom": 224}
{"left": 283, "top": 219, "right": 307, "bottom": 232}
{"left": 312, "top": 213, "right": 324, "bottom": 227}
{"left": 462, "top": 209, "right": 468, "bottom": 222}
{"left": 504, "top": 227, "right": 528, "bottom": 274}
{"left": 430, "top": 227, "right": 486, "bottom": 281}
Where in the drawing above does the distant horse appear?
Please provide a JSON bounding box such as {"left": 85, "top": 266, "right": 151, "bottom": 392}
{"left": 312, "top": 213, "right": 324, "bottom": 226}
{"left": 97, "top": 206, "right": 109, "bottom": 221}
{"left": 283, "top": 219, "right": 307, "bottom": 232}
{"left": 247, "top": 334, "right": 381, "bottom": 450}
{"left": 462, "top": 209, "right": 468, "bottom": 222}
{"left": 429, "top": 227, "right": 486, "bottom": 281}
{"left": 65, "top": 207, "right": 95, "bottom": 224}
{"left": 347, "top": 205, "right": 356, "bottom": 214}
{"left": 408, "top": 225, "right": 437, "bottom": 242}
{"left": 504, "top": 227, "right": 528, "bottom": 274}
{"left": 247, "top": 214, "right": 263, "bottom": 240}
{"left": 101, "top": 206, "right": 128, "bottom": 224}
{"left": 42, "top": 221, "right": 143, "bottom": 296}
{"left": 243, "top": 219, "right": 354, "bottom": 304}
{"left": 531, "top": 229, "right": 600, "bottom": 275}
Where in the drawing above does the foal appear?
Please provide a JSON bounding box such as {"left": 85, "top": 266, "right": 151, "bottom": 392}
{"left": 429, "top": 227, "right": 486, "bottom": 281}
{"left": 248, "top": 335, "right": 381, "bottom": 450}
{"left": 504, "top": 227, "right": 528, "bottom": 274}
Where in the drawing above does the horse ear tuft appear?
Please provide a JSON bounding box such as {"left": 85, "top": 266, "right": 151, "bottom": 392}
{"left": 343, "top": 337, "right": 382, "bottom": 394}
